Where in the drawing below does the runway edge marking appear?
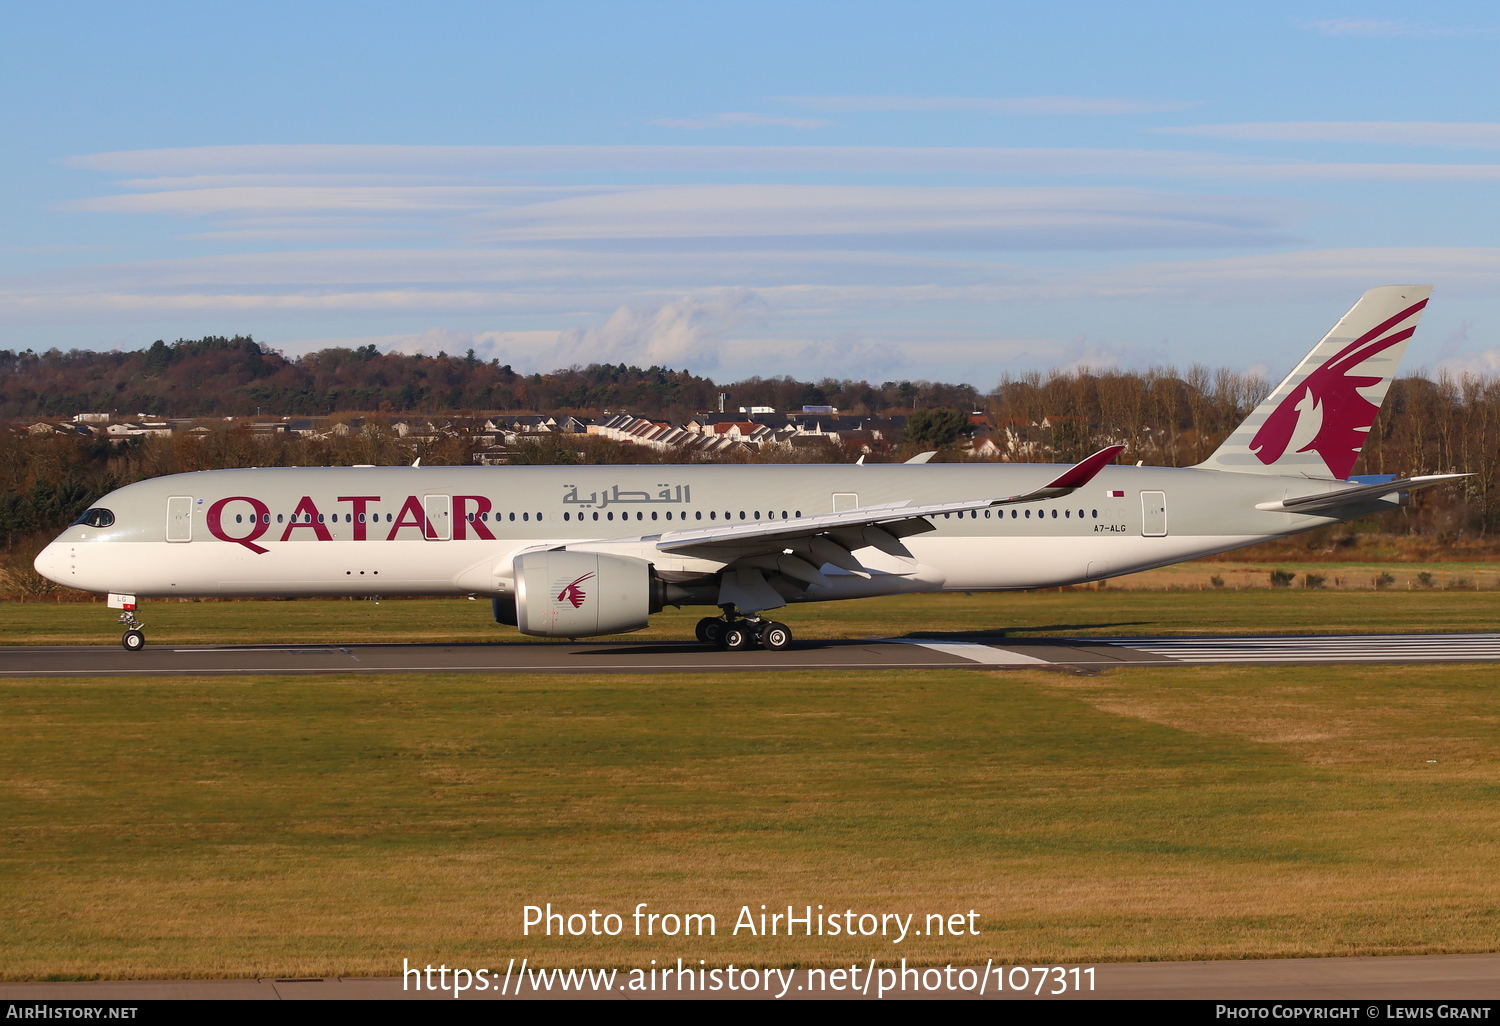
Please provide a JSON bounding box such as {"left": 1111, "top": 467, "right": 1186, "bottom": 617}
{"left": 885, "top": 640, "right": 1052, "bottom": 665}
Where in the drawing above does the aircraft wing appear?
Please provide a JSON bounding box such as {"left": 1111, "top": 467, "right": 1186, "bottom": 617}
{"left": 654, "top": 446, "right": 1125, "bottom": 568}
{"left": 1254, "top": 473, "right": 1469, "bottom": 514}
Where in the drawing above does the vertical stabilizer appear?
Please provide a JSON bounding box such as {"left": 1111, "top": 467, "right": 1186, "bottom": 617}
{"left": 1195, "top": 285, "right": 1432, "bottom": 480}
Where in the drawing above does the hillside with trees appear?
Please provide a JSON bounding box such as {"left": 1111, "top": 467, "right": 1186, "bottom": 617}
{"left": 0, "top": 336, "right": 980, "bottom": 421}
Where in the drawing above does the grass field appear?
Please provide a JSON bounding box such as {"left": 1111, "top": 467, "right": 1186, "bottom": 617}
{"left": 4, "top": 660, "right": 1500, "bottom": 979}
{"left": 4, "top": 589, "right": 1500, "bottom": 647}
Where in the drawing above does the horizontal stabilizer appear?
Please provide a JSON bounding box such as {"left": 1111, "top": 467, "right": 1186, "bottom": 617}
{"left": 1254, "top": 473, "right": 1467, "bottom": 514}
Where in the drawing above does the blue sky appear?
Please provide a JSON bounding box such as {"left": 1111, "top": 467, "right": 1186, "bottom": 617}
{"left": 3, "top": 1, "right": 1500, "bottom": 385}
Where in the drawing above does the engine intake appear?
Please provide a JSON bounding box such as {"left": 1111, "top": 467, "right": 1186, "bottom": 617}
{"left": 510, "top": 550, "right": 664, "bottom": 638}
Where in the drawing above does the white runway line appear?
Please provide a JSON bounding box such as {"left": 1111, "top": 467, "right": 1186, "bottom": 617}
{"left": 1114, "top": 633, "right": 1500, "bottom": 663}
{"left": 891, "top": 640, "right": 1051, "bottom": 665}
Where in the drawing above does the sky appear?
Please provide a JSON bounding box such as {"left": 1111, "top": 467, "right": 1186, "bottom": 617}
{"left": 3, "top": 0, "right": 1500, "bottom": 387}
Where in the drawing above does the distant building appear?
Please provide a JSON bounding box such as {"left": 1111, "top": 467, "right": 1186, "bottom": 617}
{"left": 106, "top": 421, "right": 172, "bottom": 439}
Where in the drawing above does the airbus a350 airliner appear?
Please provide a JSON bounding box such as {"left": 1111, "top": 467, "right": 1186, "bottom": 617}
{"left": 35, "top": 286, "right": 1461, "bottom": 652}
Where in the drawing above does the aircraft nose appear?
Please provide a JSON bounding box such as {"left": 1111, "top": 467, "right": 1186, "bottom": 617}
{"left": 32, "top": 542, "right": 69, "bottom": 586}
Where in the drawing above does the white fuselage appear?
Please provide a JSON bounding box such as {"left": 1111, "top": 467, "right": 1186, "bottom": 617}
{"left": 35, "top": 462, "right": 1387, "bottom": 607}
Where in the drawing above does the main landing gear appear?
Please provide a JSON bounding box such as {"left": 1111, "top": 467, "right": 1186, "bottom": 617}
{"left": 695, "top": 610, "right": 793, "bottom": 651}
{"left": 118, "top": 610, "right": 146, "bottom": 652}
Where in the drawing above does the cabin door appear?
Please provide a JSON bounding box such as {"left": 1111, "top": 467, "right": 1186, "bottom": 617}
{"left": 832, "top": 492, "right": 859, "bottom": 512}
{"left": 166, "top": 495, "right": 193, "bottom": 542}
{"left": 1141, "top": 491, "right": 1167, "bottom": 537}
{"left": 423, "top": 494, "right": 452, "bottom": 540}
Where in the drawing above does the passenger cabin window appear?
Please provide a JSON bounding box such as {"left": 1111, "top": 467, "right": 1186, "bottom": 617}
{"left": 74, "top": 508, "right": 115, "bottom": 528}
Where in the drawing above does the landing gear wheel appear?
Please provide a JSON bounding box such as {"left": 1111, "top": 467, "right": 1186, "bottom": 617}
{"left": 722, "top": 623, "right": 757, "bottom": 651}
{"left": 695, "top": 617, "right": 726, "bottom": 646}
{"left": 121, "top": 629, "right": 145, "bottom": 652}
{"left": 761, "top": 622, "right": 792, "bottom": 651}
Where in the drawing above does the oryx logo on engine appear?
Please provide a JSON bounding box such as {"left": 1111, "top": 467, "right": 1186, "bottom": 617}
{"left": 554, "top": 572, "right": 595, "bottom": 609}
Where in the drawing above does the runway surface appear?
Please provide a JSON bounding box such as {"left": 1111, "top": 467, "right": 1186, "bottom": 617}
{"left": 3, "top": 952, "right": 1498, "bottom": 1000}
{"left": 5, "top": 632, "right": 1500, "bottom": 676}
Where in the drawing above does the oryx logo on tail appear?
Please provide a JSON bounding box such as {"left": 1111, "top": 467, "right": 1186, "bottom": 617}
{"left": 1248, "top": 298, "right": 1427, "bottom": 480}
{"left": 555, "top": 572, "right": 595, "bottom": 609}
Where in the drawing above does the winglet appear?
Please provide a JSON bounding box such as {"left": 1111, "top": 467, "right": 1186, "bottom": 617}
{"left": 1042, "top": 445, "right": 1126, "bottom": 490}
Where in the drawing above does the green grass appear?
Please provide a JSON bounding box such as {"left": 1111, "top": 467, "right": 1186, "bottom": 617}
{"left": 5, "top": 589, "right": 1500, "bottom": 647}
{"left": 3, "top": 664, "right": 1500, "bottom": 978}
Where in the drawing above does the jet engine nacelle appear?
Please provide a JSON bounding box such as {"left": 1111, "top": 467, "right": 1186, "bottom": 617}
{"left": 510, "top": 550, "right": 664, "bottom": 638}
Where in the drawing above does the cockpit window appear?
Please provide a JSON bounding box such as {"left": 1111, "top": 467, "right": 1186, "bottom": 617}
{"left": 74, "top": 508, "right": 115, "bottom": 528}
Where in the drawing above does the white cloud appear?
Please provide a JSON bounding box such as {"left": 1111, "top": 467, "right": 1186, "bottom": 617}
{"left": 468, "top": 184, "right": 1294, "bottom": 249}
{"left": 1307, "top": 18, "right": 1458, "bottom": 38}
{"left": 8, "top": 244, "right": 1500, "bottom": 382}
{"left": 380, "top": 328, "right": 562, "bottom": 365}
{"left": 549, "top": 291, "right": 766, "bottom": 370}
{"left": 1437, "top": 349, "right": 1500, "bottom": 373}
{"left": 1048, "top": 247, "right": 1500, "bottom": 302}
{"left": 297, "top": 296, "right": 770, "bottom": 376}
{"left": 64, "top": 180, "right": 1298, "bottom": 250}
{"left": 780, "top": 96, "right": 1193, "bottom": 115}
{"left": 1430, "top": 321, "right": 1500, "bottom": 375}
{"left": 1159, "top": 121, "right": 1500, "bottom": 148}
{"left": 263, "top": 322, "right": 1164, "bottom": 383}
{"left": 67, "top": 184, "right": 603, "bottom": 218}
{"left": 118, "top": 174, "right": 507, "bottom": 189}
{"left": 65, "top": 143, "right": 1243, "bottom": 176}
{"left": 9, "top": 245, "right": 1500, "bottom": 326}
{"left": 650, "top": 112, "right": 832, "bottom": 130}
{"left": 63, "top": 144, "right": 1500, "bottom": 189}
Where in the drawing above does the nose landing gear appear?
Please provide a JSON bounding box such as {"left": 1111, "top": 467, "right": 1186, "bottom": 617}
{"left": 696, "top": 610, "right": 793, "bottom": 651}
{"left": 118, "top": 610, "right": 145, "bottom": 652}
